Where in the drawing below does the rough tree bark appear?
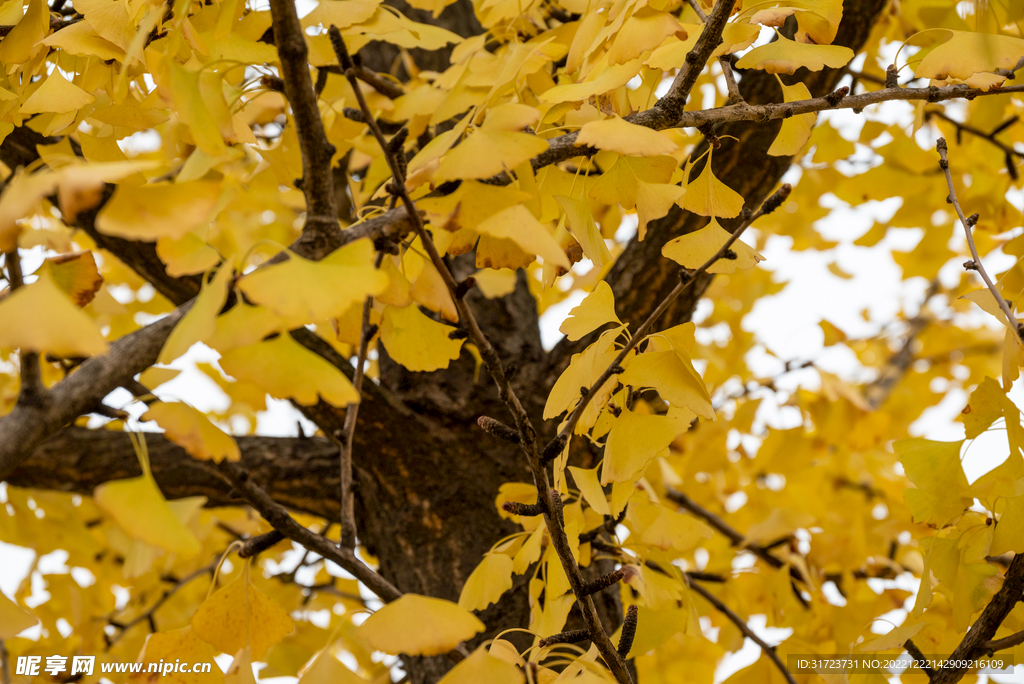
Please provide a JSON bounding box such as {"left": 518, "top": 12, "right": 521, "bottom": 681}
{"left": 1, "top": 1, "right": 889, "bottom": 682}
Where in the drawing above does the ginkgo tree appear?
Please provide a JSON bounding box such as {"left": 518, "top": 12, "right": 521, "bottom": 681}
{"left": 3, "top": 0, "right": 1024, "bottom": 682}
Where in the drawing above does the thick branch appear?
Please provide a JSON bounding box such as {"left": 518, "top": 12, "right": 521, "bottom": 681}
{"left": 0, "top": 307, "right": 186, "bottom": 481}
{"left": 932, "top": 554, "right": 1024, "bottom": 683}
{"left": 268, "top": 0, "right": 340, "bottom": 243}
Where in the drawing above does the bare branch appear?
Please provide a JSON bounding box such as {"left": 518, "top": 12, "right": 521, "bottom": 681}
{"left": 688, "top": 580, "right": 798, "bottom": 684}
{"left": 682, "top": 0, "right": 743, "bottom": 104}
{"left": 936, "top": 138, "right": 1023, "bottom": 342}
{"left": 336, "top": 250, "right": 385, "bottom": 549}
{"left": 659, "top": 0, "right": 738, "bottom": 116}
{"left": 520, "top": 83, "right": 1024, "bottom": 185}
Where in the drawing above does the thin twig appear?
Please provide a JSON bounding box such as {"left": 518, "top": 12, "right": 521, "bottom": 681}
{"left": 928, "top": 110, "right": 1022, "bottom": 161}
{"left": 557, "top": 185, "right": 791, "bottom": 442}
{"left": 688, "top": 580, "right": 798, "bottom": 684}
{"left": 337, "top": 250, "right": 385, "bottom": 549}
{"left": 328, "top": 25, "right": 633, "bottom": 684}
{"left": 665, "top": 487, "right": 783, "bottom": 568}
{"left": 937, "top": 138, "right": 1023, "bottom": 341}
{"left": 904, "top": 639, "right": 937, "bottom": 680}
{"left": 4, "top": 252, "right": 47, "bottom": 408}
{"left": 683, "top": 0, "right": 743, "bottom": 104}
{"left": 214, "top": 460, "right": 403, "bottom": 604}
{"left": 518, "top": 82, "right": 1024, "bottom": 186}
{"left": 321, "top": 64, "right": 405, "bottom": 99}
{"left": 105, "top": 560, "right": 218, "bottom": 647}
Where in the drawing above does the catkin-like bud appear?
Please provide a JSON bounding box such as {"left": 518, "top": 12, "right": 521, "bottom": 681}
{"left": 577, "top": 569, "right": 625, "bottom": 597}
{"left": 477, "top": 416, "right": 521, "bottom": 444}
{"left": 618, "top": 605, "right": 638, "bottom": 658}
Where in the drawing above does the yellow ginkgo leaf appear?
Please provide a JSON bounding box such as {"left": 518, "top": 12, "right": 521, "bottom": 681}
{"left": 568, "top": 465, "right": 611, "bottom": 517}
{"left": 20, "top": 72, "right": 95, "bottom": 114}
{"left": 437, "top": 646, "right": 525, "bottom": 684}
{"left": 620, "top": 350, "right": 713, "bottom": 419}
{"left": 206, "top": 303, "right": 283, "bottom": 353}
{"left": 138, "top": 367, "right": 180, "bottom": 391}
{"left": 191, "top": 572, "right": 295, "bottom": 660}
{"left": 857, "top": 620, "right": 927, "bottom": 652}
{"left": 735, "top": 33, "right": 853, "bottom": 74}
{"left": 159, "top": 264, "right": 234, "bottom": 364}
{"left": 94, "top": 472, "right": 202, "bottom": 557}
{"left": 636, "top": 180, "right": 685, "bottom": 240}
{"left": 915, "top": 30, "right": 1024, "bottom": 87}
{"left": 238, "top": 239, "right": 388, "bottom": 327}
{"left": 219, "top": 331, "right": 359, "bottom": 406}
{"left": 380, "top": 304, "right": 464, "bottom": 372}
{"left": 359, "top": 594, "right": 485, "bottom": 656}
{"left": 97, "top": 181, "right": 222, "bottom": 241}
{"left": 0, "top": 0, "right": 48, "bottom": 67}
{"left": 130, "top": 626, "right": 225, "bottom": 684}
{"left": 681, "top": 156, "right": 745, "bottom": 218}
{"left": 435, "top": 130, "right": 549, "bottom": 182}
{"left": 476, "top": 205, "right": 570, "bottom": 269}
{"left": 895, "top": 439, "right": 973, "bottom": 524}
{"left": 143, "top": 401, "right": 240, "bottom": 463}
{"left": 601, "top": 407, "right": 690, "bottom": 484}
{"left": 157, "top": 233, "right": 222, "bottom": 277}
{"left": 0, "top": 168, "right": 58, "bottom": 251}
{"left": 607, "top": 7, "right": 686, "bottom": 66}
{"left": 0, "top": 590, "right": 38, "bottom": 638}
{"left": 540, "top": 58, "right": 643, "bottom": 104}
{"left": 166, "top": 61, "right": 228, "bottom": 156}
{"left": 436, "top": 105, "right": 547, "bottom": 181}
{"left": 555, "top": 195, "right": 611, "bottom": 266}
{"left": 589, "top": 155, "right": 676, "bottom": 209}
{"left": 0, "top": 267, "right": 108, "bottom": 356}
{"left": 476, "top": 235, "right": 537, "bottom": 271}
{"left": 44, "top": 251, "right": 103, "bottom": 306}
{"left": 630, "top": 498, "right": 713, "bottom": 551}
{"left": 559, "top": 281, "right": 621, "bottom": 341}
{"left": 744, "top": 508, "right": 816, "bottom": 545}
{"left": 458, "top": 553, "right": 514, "bottom": 612}
{"left": 225, "top": 648, "right": 258, "bottom": 684}
{"left": 991, "top": 495, "right": 1024, "bottom": 556}
{"left": 768, "top": 80, "right": 816, "bottom": 157}
{"left": 297, "top": 647, "right": 368, "bottom": 684}
{"left": 661, "top": 218, "right": 764, "bottom": 273}
{"left": 575, "top": 117, "right": 678, "bottom": 157}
